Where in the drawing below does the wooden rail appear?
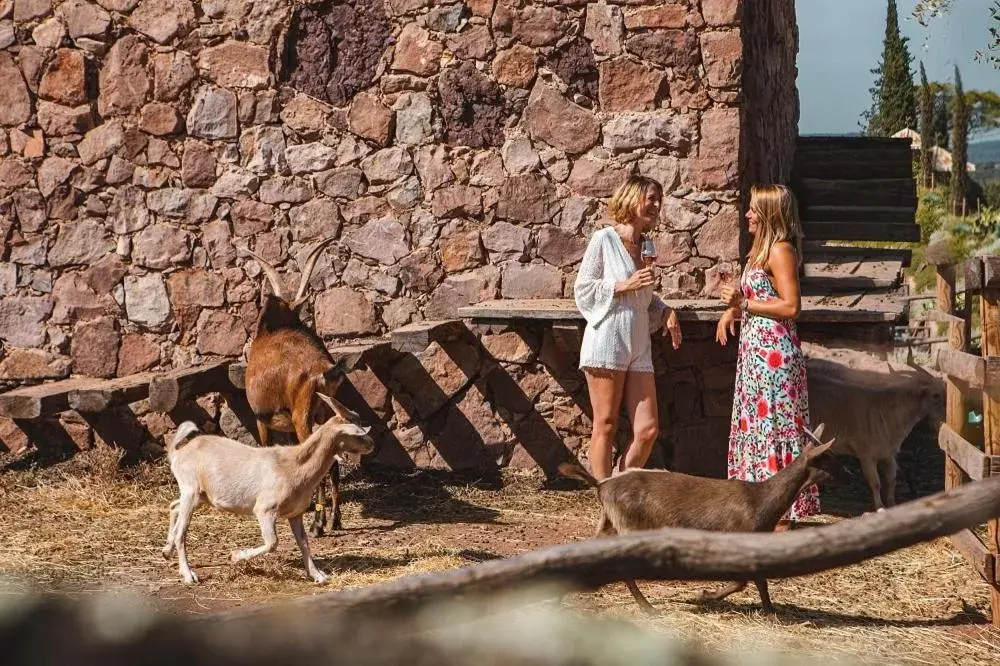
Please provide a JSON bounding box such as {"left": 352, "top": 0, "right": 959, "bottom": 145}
{"left": 931, "top": 255, "right": 1000, "bottom": 626}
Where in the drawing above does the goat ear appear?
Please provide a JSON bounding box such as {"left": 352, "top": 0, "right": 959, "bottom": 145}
{"left": 316, "top": 391, "right": 360, "bottom": 422}
{"left": 811, "top": 423, "right": 825, "bottom": 440}
{"left": 342, "top": 423, "right": 371, "bottom": 438}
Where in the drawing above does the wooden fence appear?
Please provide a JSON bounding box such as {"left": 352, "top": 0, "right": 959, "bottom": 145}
{"left": 931, "top": 255, "right": 1000, "bottom": 628}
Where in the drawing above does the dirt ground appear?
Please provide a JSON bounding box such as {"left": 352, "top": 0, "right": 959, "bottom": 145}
{"left": 0, "top": 419, "right": 998, "bottom": 665}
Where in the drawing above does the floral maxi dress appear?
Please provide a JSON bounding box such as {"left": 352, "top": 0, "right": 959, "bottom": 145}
{"left": 728, "top": 267, "right": 819, "bottom": 521}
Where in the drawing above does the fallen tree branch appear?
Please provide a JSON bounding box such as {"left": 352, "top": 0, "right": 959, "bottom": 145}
{"left": 211, "top": 476, "right": 1000, "bottom": 623}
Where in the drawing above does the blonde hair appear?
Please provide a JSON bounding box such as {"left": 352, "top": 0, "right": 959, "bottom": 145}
{"left": 608, "top": 176, "right": 662, "bottom": 226}
{"left": 747, "top": 184, "right": 803, "bottom": 268}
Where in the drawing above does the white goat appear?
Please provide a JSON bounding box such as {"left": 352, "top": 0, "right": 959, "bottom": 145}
{"left": 162, "top": 395, "right": 373, "bottom": 585}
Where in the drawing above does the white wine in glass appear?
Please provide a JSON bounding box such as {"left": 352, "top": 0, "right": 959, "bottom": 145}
{"left": 640, "top": 235, "right": 657, "bottom": 267}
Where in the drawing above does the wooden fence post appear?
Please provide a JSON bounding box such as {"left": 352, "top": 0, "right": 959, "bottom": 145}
{"left": 938, "top": 264, "right": 967, "bottom": 491}
{"left": 980, "top": 268, "right": 1000, "bottom": 628}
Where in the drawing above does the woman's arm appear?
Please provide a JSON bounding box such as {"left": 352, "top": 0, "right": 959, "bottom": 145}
{"left": 749, "top": 242, "right": 801, "bottom": 320}
{"left": 574, "top": 233, "right": 618, "bottom": 326}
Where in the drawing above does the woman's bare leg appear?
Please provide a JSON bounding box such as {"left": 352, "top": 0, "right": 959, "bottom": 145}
{"left": 620, "top": 371, "right": 659, "bottom": 472}
{"left": 584, "top": 368, "right": 626, "bottom": 481}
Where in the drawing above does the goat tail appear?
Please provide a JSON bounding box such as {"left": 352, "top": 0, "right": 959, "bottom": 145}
{"left": 557, "top": 462, "right": 600, "bottom": 488}
{"left": 168, "top": 421, "right": 200, "bottom": 458}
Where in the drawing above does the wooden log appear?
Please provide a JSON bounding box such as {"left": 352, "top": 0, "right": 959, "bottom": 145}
{"left": 935, "top": 348, "right": 985, "bottom": 388}
{"left": 985, "top": 256, "right": 1000, "bottom": 288}
{"left": 981, "top": 282, "right": 1000, "bottom": 627}
{"left": 987, "top": 358, "right": 1000, "bottom": 400}
{"left": 800, "top": 205, "right": 915, "bottom": 224}
{"left": 910, "top": 309, "right": 966, "bottom": 326}
{"left": 939, "top": 266, "right": 968, "bottom": 495}
{"left": 800, "top": 221, "right": 921, "bottom": 242}
{"left": 213, "top": 476, "right": 1000, "bottom": 622}
{"left": 939, "top": 424, "right": 992, "bottom": 481}
{"left": 0, "top": 381, "right": 83, "bottom": 420}
{"left": 330, "top": 340, "right": 393, "bottom": 371}
{"left": 949, "top": 528, "right": 997, "bottom": 587}
{"left": 66, "top": 374, "right": 152, "bottom": 413}
{"left": 390, "top": 320, "right": 465, "bottom": 354}
{"left": 0, "top": 374, "right": 150, "bottom": 420}
{"left": 965, "top": 257, "right": 984, "bottom": 292}
{"left": 796, "top": 178, "right": 916, "bottom": 208}
{"left": 148, "top": 361, "right": 232, "bottom": 413}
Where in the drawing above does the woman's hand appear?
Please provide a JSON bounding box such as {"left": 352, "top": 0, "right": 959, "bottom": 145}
{"left": 663, "top": 308, "right": 682, "bottom": 350}
{"left": 720, "top": 285, "right": 744, "bottom": 310}
{"left": 716, "top": 308, "right": 738, "bottom": 346}
{"left": 615, "top": 267, "right": 655, "bottom": 294}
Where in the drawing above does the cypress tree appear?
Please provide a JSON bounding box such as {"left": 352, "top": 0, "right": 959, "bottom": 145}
{"left": 918, "top": 62, "right": 934, "bottom": 188}
{"left": 933, "top": 88, "right": 951, "bottom": 148}
{"left": 951, "top": 66, "right": 969, "bottom": 215}
{"left": 863, "top": 0, "right": 918, "bottom": 136}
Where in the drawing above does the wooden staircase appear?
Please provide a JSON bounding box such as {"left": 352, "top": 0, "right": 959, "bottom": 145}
{"left": 793, "top": 136, "right": 920, "bottom": 304}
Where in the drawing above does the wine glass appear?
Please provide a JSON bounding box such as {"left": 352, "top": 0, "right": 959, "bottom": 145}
{"left": 640, "top": 235, "right": 657, "bottom": 267}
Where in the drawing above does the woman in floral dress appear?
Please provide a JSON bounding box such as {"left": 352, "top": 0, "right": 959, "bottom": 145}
{"left": 715, "top": 184, "right": 818, "bottom": 528}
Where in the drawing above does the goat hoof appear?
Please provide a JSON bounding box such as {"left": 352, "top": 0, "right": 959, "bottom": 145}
{"left": 230, "top": 550, "right": 244, "bottom": 563}
{"left": 182, "top": 572, "right": 199, "bottom": 585}
{"left": 161, "top": 547, "right": 173, "bottom": 560}
{"left": 312, "top": 572, "right": 330, "bottom": 584}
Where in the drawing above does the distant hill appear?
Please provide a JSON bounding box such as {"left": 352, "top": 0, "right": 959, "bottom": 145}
{"left": 971, "top": 139, "right": 1000, "bottom": 184}
{"left": 971, "top": 139, "right": 1000, "bottom": 167}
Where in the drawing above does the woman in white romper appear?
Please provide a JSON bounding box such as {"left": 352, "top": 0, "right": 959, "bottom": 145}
{"left": 574, "top": 176, "right": 683, "bottom": 480}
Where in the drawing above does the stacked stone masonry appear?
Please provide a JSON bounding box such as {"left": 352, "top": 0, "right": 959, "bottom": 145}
{"left": 0, "top": 0, "right": 752, "bottom": 474}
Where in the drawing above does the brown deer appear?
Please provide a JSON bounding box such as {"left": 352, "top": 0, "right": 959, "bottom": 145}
{"left": 559, "top": 426, "right": 837, "bottom": 614}
{"left": 240, "top": 238, "right": 359, "bottom": 536}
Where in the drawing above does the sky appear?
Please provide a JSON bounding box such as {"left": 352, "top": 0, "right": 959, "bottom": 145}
{"left": 796, "top": 0, "right": 999, "bottom": 140}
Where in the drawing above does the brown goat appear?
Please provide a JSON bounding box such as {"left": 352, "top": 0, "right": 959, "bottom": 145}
{"left": 559, "top": 427, "right": 836, "bottom": 614}
{"left": 242, "top": 238, "right": 358, "bottom": 536}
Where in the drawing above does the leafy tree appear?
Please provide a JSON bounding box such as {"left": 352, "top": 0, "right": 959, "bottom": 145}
{"left": 863, "top": 0, "right": 917, "bottom": 136}
{"left": 924, "top": 83, "right": 1000, "bottom": 144}
{"left": 914, "top": 0, "right": 1000, "bottom": 69}
{"left": 951, "top": 66, "right": 969, "bottom": 215}
{"left": 919, "top": 63, "right": 935, "bottom": 187}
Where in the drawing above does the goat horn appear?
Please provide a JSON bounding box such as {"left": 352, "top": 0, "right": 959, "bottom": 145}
{"left": 236, "top": 243, "right": 286, "bottom": 301}
{"left": 802, "top": 426, "right": 825, "bottom": 446}
{"left": 292, "top": 237, "right": 337, "bottom": 308}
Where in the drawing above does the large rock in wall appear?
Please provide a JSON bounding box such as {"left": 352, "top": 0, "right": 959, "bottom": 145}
{"left": 0, "top": 0, "right": 746, "bottom": 471}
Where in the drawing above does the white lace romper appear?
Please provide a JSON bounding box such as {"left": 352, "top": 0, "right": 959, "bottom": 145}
{"left": 573, "top": 226, "right": 668, "bottom": 373}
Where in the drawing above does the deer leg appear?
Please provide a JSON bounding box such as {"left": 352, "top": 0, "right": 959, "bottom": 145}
{"left": 859, "top": 456, "right": 884, "bottom": 511}
{"left": 697, "top": 580, "right": 747, "bottom": 603}
{"left": 753, "top": 577, "right": 774, "bottom": 614}
{"left": 878, "top": 456, "right": 898, "bottom": 508}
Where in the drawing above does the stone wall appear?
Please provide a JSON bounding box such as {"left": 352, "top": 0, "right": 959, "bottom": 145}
{"left": 0, "top": 0, "right": 750, "bottom": 473}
